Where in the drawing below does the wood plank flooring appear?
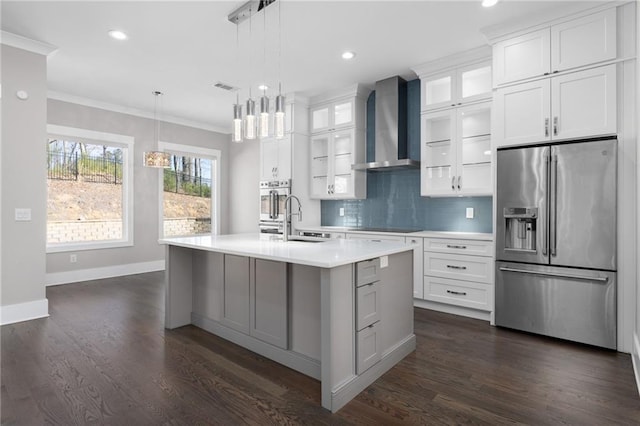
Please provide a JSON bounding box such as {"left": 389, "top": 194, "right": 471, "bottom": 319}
{"left": 2, "top": 271, "right": 639, "bottom": 425}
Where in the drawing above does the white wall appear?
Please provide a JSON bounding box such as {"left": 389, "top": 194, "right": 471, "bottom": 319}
{"left": 635, "top": 0, "right": 640, "bottom": 387}
{"left": 1, "top": 45, "right": 48, "bottom": 320}
{"left": 228, "top": 139, "right": 260, "bottom": 234}
{"left": 45, "top": 99, "right": 230, "bottom": 275}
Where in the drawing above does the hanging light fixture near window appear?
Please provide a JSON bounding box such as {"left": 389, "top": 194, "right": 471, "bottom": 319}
{"left": 143, "top": 90, "right": 170, "bottom": 168}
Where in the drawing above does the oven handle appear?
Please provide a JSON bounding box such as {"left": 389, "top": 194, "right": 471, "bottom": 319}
{"left": 270, "top": 190, "right": 278, "bottom": 219}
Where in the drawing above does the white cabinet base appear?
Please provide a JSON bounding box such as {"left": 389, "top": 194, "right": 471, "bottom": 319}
{"left": 413, "top": 299, "right": 491, "bottom": 322}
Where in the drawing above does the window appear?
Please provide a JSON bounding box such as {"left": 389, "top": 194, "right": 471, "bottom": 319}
{"left": 158, "top": 142, "right": 220, "bottom": 238}
{"left": 46, "top": 125, "right": 134, "bottom": 252}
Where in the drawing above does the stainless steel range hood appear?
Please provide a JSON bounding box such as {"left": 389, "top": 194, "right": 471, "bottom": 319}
{"left": 352, "top": 76, "right": 420, "bottom": 171}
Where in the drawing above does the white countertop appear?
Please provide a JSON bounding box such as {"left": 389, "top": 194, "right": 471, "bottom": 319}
{"left": 295, "top": 226, "right": 493, "bottom": 241}
{"left": 160, "top": 233, "right": 414, "bottom": 268}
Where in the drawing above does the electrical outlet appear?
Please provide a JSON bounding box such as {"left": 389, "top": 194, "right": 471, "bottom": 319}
{"left": 339, "top": 207, "right": 345, "bottom": 217}
{"left": 15, "top": 208, "right": 31, "bottom": 221}
{"left": 70, "top": 254, "right": 77, "bottom": 263}
{"left": 466, "top": 207, "right": 474, "bottom": 219}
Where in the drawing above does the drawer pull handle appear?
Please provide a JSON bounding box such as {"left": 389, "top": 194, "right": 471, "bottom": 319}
{"left": 446, "top": 244, "right": 467, "bottom": 249}
{"left": 447, "top": 290, "right": 467, "bottom": 296}
{"left": 446, "top": 265, "right": 467, "bottom": 270}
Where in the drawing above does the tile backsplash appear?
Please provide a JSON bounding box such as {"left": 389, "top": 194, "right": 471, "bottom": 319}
{"left": 321, "top": 169, "right": 493, "bottom": 233}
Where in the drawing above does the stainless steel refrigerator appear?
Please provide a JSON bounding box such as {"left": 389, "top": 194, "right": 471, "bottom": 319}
{"left": 495, "top": 137, "right": 617, "bottom": 349}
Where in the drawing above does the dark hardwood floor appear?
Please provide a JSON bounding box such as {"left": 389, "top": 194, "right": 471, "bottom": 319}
{"left": 2, "top": 272, "right": 639, "bottom": 425}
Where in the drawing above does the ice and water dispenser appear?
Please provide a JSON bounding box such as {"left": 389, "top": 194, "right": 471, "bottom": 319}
{"left": 503, "top": 207, "right": 538, "bottom": 251}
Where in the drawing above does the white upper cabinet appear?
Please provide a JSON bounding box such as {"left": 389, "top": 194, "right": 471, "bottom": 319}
{"left": 421, "top": 101, "right": 492, "bottom": 196}
{"left": 310, "top": 128, "right": 366, "bottom": 199}
{"left": 550, "top": 8, "right": 617, "bottom": 73}
{"left": 308, "top": 84, "right": 369, "bottom": 199}
{"left": 421, "top": 61, "right": 492, "bottom": 111}
{"left": 493, "top": 29, "right": 551, "bottom": 86}
{"left": 494, "top": 64, "right": 616, "bottom": 147}
{"left": 260, "top": 134, "right": 292, "bottom": 181}
{"left": 493, "top": 9, "right": 617, "bottom": 86}
{"left": 310, "top": 98, "right": 362, "bottom": 134}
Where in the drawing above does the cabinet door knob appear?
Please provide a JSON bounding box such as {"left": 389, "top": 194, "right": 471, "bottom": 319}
{"left": 451, "top": 177, "right": 455, "bottom": 190}
{"left": 457, "top": 176, "right": 461, "bottom": 190}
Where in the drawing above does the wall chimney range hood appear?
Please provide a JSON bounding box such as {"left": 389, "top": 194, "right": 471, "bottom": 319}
{"left": 352, "top": 76, "right": 420, "bottom": 171}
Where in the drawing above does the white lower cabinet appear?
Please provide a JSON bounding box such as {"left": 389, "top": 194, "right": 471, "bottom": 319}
{"left": 420, "top": 237, "right": 494, "bottom": 317}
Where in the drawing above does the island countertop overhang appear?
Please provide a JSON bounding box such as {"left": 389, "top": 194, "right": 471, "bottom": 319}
{"left": 160, "top": 233, "right": 414, "bottom": 268}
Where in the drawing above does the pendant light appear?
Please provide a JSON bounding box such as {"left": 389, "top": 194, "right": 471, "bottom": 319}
{"left": 228, "top": 0, "right": 283, "bottom": 141}
{"left": 274, "top": 0, "right": 285, "bottom": 140}
{"left": 244, "top": 3, "right": 257, "bottom": 140}
{"left": 143, "top": 91, "right": 170, "bottom": 168}
{"left": 258, "top": 6, "right": 270, "bottom": 138}
{"left": 232, "top": 23, "right": 243, "bottom": 143}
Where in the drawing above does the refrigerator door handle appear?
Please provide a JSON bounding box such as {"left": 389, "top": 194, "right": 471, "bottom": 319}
{"left": 499, "top": 266, "right": 609, "bottom": 283}
{"left": 542, "top": 148, "right": 549, "bottom": 256}
{"left": 550, "top": 154, "right": 558, "bottom": 256}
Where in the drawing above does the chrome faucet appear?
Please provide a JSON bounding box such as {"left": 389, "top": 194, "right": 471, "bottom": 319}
{"left": 283, "top": 195, "right": 302, "bottom": 242}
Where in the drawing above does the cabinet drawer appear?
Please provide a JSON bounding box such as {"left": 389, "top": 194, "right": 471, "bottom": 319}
{"left": 356, "top": 281, "right": 380, "bottom": 331}
{"left": 356, "top": 321, "right": 381, "bottom": 374}
{"left": 424, "top": 276, "right": 490, "bottom": 310}
{"left": 424, "top": 252, "right": 492, "bottom": 284}
{"left": 424, "top": 237, "right": 493, "bottom": 256}
{"left": 356, "top": 258, "right": 380, "bottom": 286}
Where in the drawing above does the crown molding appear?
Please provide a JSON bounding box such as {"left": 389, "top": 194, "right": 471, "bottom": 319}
{"left": 1, "top": 31, "right": 57, "bottom": 56}
{"left": 48, "top": 91, "right": 230, "bottom": 135}
{"left": 411, "top": 45, "right": 491, "bottom": 78}
{"left": 480, "top": 1, "right": 624, "bottom": 44}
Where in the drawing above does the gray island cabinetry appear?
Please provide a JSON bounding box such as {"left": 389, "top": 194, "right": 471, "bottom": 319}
{"left": 161, "top": 234, "right": 415, "bottom": 412}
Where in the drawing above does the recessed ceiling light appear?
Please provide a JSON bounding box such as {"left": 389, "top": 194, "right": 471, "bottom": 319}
{"left": 342, "top": 51, "right": 356, "bottom": 60}
{"left": 258, "top": 84, "right": 269, "bottom": 91}
{"left": 108, "top": 30, "right": 128, "bottom": 41}
{"left": 482, "top": 0, "right": 499, "bottom": 7}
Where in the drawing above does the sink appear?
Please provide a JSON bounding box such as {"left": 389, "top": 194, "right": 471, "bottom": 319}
{"left": 285, "top": 237, "right": 327, "bottom": 243}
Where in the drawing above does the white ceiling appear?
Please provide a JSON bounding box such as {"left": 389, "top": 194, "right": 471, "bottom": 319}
{"left": 2, "top": 1, "right": 598, "bottom": 133}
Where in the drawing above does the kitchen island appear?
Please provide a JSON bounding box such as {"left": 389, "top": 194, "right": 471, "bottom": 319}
{"left": 161, "top": 233, "right": 415, "bottom": 412}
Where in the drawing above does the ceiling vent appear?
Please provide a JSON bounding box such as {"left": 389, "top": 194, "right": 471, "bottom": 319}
{"left": 212, "top": 81, "right": 239, "bottom": 92}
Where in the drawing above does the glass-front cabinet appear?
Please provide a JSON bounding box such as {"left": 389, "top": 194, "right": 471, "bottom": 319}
{"left": 421, "top": 61, "right": 492, "bottom": 111}
{"left": 310, "top": 98, "right": 355, "bottom": 134}
{"left": 311, "top": 128, "right": 366, "bottom": 199}
{"left": 421, "top": 101, "right": 492, "bottom": 196}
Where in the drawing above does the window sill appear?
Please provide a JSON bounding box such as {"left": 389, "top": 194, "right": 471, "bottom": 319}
{"left": 46, "top": 239, "right": 133, "bottom": 254}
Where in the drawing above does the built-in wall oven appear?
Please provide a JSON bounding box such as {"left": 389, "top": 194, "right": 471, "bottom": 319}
{"left": 259, "top": 179, "right": 290, "bottom": 234}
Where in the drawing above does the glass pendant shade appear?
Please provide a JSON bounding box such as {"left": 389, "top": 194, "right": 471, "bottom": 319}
{"left": 259, "top": 95, "right": 270, "bottom": 138}
{"left": 232, "top": 104, "right": 243, "bottom": 143}
{"left": 245, "top": 98, "right": 256, "bottom": 140}
{"left": 274, "top": 94, "right": 285, "bottom": 139}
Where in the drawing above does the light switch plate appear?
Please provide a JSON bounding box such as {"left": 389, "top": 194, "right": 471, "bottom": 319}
{"left": 380, "top": 255, "right": 388, "bottom": 268}
{"left": 339, "top": 207, "right": 345, "bottom": 217}
{"left": 15, "top": 208, "right": 32, "bottom": 221}
{"left": 466, "top": 207, "right": 474, "bottom": 219}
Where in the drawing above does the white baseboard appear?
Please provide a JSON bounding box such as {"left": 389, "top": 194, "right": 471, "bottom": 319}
{"left": 413, "top": 298, "right": 491, "bottom": 322}
{"left": 45, "top": 260, "right": 165, "bottom": 286}
{"left": 0, "top": 298, "right": 49, "bottom": 325}
{"left": 632, "top": 333, "right": 640, "bottom": 396}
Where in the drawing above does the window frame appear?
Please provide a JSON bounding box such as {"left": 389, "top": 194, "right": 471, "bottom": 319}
{"left": 157, "top": 141, "right": 221, "bottom": 239}
{"left": 46, "top": 124, "right": 135, "bottom": 253}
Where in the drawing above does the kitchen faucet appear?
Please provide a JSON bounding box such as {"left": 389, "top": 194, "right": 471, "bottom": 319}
{"left": 283, "top": 195, "right": 302, "bottom": 242}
